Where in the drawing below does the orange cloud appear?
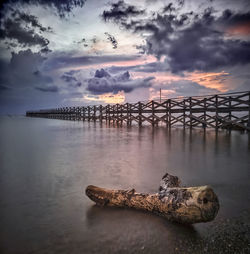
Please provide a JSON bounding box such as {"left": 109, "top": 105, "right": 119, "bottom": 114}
{"left": 187, "top": 71, "right": 230, "bottom": 92}
{"left": 83, "top": 91, "right": 125, "bottom": 104}
{"left": 226, "top": 22, "right": 250, "bottom": 36}
{"left": 147, "top": 71, "right": 230, "bottom": 100}
{"left": 133, "top": 70, "right": 229, "bottom": 92}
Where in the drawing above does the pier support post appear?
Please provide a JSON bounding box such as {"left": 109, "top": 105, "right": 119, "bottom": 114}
{"left": 87, "top": 106, "right": 90, "bottom": 121}
{"left": 107, "top": 105, "right": 111, "bottom": 124}
{"left": 248, "top": 92, "right": 250, "bottom": 128}
{"left": 189, "top": 97, "right": 192, "bottom": 129}
{"left": 168, "top": 99, "right": 171, "bottom": 128}
{"left": 139, "top": 102, "right": 142, "bottom": 127}
{"left": 215, "top": 95, "right": 218, "bottom": 130}
{"left": 152, "top": 100, "right": 155, "bottom": 127}
{"left": 83, "top": 107, "right": 86, "bottom": 121}
{"left": 203, "top": 98, "right": 207, "bottom": 129}
{"left": 126, "top": 103, "right": 129, "bottom": 126}
{"left": 99, "top": 105, "right": 102, "bottom": 123}
{"left": 112, "top": 105, "right": 115, "bottom": 124}
{"left": 116, "top": 104, "right": 119, "bottom": 125}
{"left": 183, "top": 99, "right": 186, "bottom": 128}
{"left": 93, "top": 106, "right": 96, "bottom": 122}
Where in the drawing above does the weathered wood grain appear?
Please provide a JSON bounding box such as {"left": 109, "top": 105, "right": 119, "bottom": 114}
{"left": 85, "top": 173, "right": 220, "bottom": 224}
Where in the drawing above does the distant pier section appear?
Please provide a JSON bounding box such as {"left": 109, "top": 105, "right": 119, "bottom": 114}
{"left": 26, "top": 91, "right": 250, "bottom": 131}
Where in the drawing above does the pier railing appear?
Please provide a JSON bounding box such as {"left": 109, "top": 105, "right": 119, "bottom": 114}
{"left": 26, "top": 90, "right": 250, "bottom": 131}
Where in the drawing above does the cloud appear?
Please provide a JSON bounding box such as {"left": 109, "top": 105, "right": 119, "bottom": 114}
{"left": 11, "top": 10, "right": 53, "bottom": 33}
{"left": 104, "top": 32, "right": 118, "bottom": 49}
{"left": 107, "top": 61, "right": 167, "bottom": 74}
{"left": 103, "top": 2, "right": 250, "bottom": 73}
{"left": 0, "top": 10, "right": 51, "bottom": 50}
{"left": 0, "top": 49, "right": 54, "bottom": 90}
{"left": 0, "top": 49, "right": 64, "bottom": 114}
{"left": 165, "top": 18, "right": 250, "bottom": 73}
{"left": 61, "top": 70, "right": 82, "bottom": 87}
{"left": 0, "top": 0, "right": 86, "bottom": 18}
{"left": 87, "top": 68, "right": 154, "bottom": 95}
{"left": 165, "top": 80, "right": 219, "bottom": 96}
{"left": 0, "top": 18, "right": 49, "bottom": 48}
{"left": 150, "top": 80, "right": 220, "bottom": 100}
{"left": 61, "top": 74, "right": 78, "bottom": 83}
{"left": 101, "top": 0, "right": 145, "bottom": 23}
{"left": 10, "top": 49, "right": 45, "bottom": 71}
{"left": 218, "top": 9, "right": 250, "bottom": 31}
{"left": 43, "top": 53, "right": 141, "bottom": 70}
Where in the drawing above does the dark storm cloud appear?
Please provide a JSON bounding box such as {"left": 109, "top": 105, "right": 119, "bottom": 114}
{"left": 0, "top": 0, "right": 81, "bottom": 53}
{"left": 43, "top": 53, "right": 141, "bottom": 70}
{"left": 0, "top": 49, "right": 54, "bottom": 91}
{"left": 0, "top": 0, "right": 86, "bottom": 18}
{"left": 0, "top": 48, "right": 60, "bottom": 114}
{"left": 0, "top": 18, "right": 49, "bottom": 47}
{"left": 11, "top": 10, "right": 53, "bottom": 33}
{"left": 87, "top": 68, "right": 154, "bottom": 95}
{"left": 165, "top": 17, "right": 250, "bottom": 73}
{"left": 104, "top": 32, "right": 118, "bottom": 49}
{"left": 103, "top": 2, "right": 250, "bottom": 73}
{"left": 40, "top": 46, "right": 52, "bottom": 54}
{"left": 0, "top": 9, "right": 52, "bottom": 51}
{"left": 35, "top": 85, "right": 58, "bottom": 92}
{"left": 218, "top": 9, "right": 250, "bottom": 26}
{"left": 162, "top": 0, "right": 185, "bottom": 14}
{"left": 4, "top": 41, "right": 18, "bottom": 48}
{"left": 10, "top": 49, "right": 46, "bottom": 69}
{"left": 101, "top": 0, "right": 145, "bottom": 22}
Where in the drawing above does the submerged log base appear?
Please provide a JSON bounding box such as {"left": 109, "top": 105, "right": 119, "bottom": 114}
{"left": 85, "top": 173, "right": 220, "bottom": 224}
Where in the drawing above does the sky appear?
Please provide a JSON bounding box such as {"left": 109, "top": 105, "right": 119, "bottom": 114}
{"left": 0, "top": 0, "right": 250, "bottom": 114}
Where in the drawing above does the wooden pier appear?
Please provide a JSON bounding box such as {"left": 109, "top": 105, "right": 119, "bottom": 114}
{"left": 26, "top": 91, "right": 250, "bottom": 131}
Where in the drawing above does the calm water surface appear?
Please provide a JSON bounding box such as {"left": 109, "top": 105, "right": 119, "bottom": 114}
{"left": 0, "top": 116, "right": 249, "bottom": 254}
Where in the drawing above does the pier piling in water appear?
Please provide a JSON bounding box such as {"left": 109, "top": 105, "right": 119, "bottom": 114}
{"left": 26, "top": 91, "right": 250, "bottom": 131}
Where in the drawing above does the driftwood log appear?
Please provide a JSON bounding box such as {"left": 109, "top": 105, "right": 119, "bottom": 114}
{"left": 85, "top": 173, "right": 220, "bottom": 224}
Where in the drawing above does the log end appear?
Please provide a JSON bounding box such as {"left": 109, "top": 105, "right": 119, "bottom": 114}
{"left": 168, "top": 185, "right": 220, "bottom": 224}
{"left": 86, "top": 185, "right": 111, "bottom": 206}
{"left": 196, "top": 185, "right": 220, "bottom": 222}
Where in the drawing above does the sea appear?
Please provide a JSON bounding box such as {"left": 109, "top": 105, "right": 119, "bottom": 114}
{"left": 0, "top": 116, "right": 249, "bottom": 254}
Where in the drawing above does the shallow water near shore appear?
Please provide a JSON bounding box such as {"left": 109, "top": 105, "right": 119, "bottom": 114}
{"left": 0, "top": 116, "right": 249, "bottom": 254}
